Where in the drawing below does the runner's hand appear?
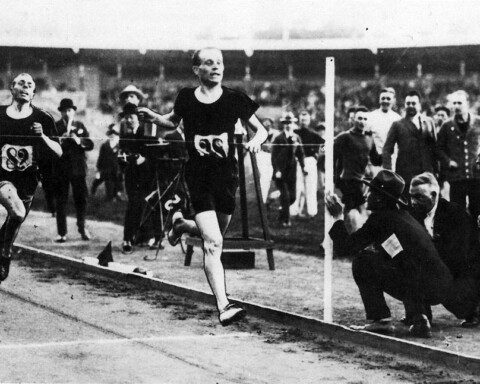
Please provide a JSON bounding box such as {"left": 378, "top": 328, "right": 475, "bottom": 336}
{"left": 31, "top": 122, "right": 43, "bottom": 136}
{"left": 244, "top": 139, "right": 262, "bottom": 153}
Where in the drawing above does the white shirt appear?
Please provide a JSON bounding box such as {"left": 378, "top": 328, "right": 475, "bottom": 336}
{"left": 424, "top": 199, "right": 439, "bottom": 238}
{"left": 368, "top": 108, "right": 401, "bottom": 153}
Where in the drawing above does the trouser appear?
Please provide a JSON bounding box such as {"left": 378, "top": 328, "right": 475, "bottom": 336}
{"left": 275, "top": 174, "right": 296, "bottom": 223}
{"left": 41, "top": 179, "right": 56, "bottom": 215}
{"left": 123, "top": 164, "right": 158, "bottom": 242}
{"left": 55, "top": 175, "right": 88, "bottom": 236}
{"left": 293, "top": 157, "right": 318, "bottom": 217}
{"left": 352, "top": 250, "right": 451, "bottom": 321}
{"left": 442, "top": 275, "right": 480, "bottom": 319}
{"left": 92, "top": 173, "right": 122, "bottom": 200}
{"left": 449, "top": 179, "right": 480, "bottom": 220}
{"left": 256, "top": 151, "right": 273, "bottom": 203}
{"left": 0, "top": 193, "right": 34, "bottom": 259}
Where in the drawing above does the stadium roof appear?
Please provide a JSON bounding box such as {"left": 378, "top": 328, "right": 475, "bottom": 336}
{"left": 1, "top": 0, "right": 479, "bottom": 54}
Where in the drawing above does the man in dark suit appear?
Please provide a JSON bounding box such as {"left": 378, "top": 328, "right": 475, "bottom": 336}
{"left": 271, "top": 112, "right": 306, "bottom": 227}
{"left": 409, "top": 172, "right": 480, "bottom": 327}
{"left": 54, "top": 98, "right": 94, "bottom": 242}
{"left": 383, "top": 90, "right": 437, "bottom": 195}
{"left": 326, "top": 170, "right": 453, "bottom": 338}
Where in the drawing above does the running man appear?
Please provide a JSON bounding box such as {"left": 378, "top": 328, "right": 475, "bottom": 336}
{"left": 0, "top": 73, "right": 62, "bottom": 281}
{"left": 138, "top": 47, "right": 268, "bottom": 325}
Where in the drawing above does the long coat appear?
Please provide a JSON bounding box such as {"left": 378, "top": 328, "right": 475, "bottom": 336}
{"left": 383, "top": 116, "right": 437, "bottom": 186}
{"left": 56, "top": 119, "right": 94, "bottom": 177}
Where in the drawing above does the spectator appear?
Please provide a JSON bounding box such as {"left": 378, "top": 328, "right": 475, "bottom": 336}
{"left": 54, "top": 98, "right": 94, "bottom": 243}
{"left": 433, "top": 105, "right": 451, "bottom": 198}
{"left": 368, "top": 87, "right": 401, "bottom": 157}
{"left": 326, "top": 170, "right": 453, "bottom": 338}
{"left": 383, "top": 90, "right": 437, "bottom": 195}
{"left": 271, "top": 112, "right": 306, "bottom": 227}
{"left": 409, "top": 172, "right": 480, "bottom": 328}
{"left": 91, "top": 124, "right": 123, "bottom": 202}
{"left": 118, "top": 103, "right": 159, "bottom": 253}
{"left": 334, "top": 106, "right": 382, "bottom": 233}
{"left": 292, "top": 110, "right": 323, "bottom": 218}
{"left": 256, "top": 117, "right": 276, "bottom": 204}
{"left": 436, "top": 90, "right": 480, "bottom": 220}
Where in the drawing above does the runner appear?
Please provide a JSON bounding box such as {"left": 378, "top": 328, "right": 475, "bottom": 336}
{"left": 0, "top": 73, "right": 62, "bottom": 282}
{"left": 138, "top": 47, "right": 268, "bottom": 325}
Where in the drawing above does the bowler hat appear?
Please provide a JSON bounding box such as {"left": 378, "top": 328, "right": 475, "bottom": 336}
{"left": 106, "top": 124, "right": 119, "bottom": 136}
{"left": 361, "top": 170, "right": 408, "bottom": 206}
{"left": 120, "top": 84, "right": 144, "bottom": 101}
{"left": 119, "top": 103, "right": 138, "bottom": 117}
{"left": 58, "top": 98, "right": 77, "bottom": 111}
{"left": 280, "top": 112, "right": 298, "bottom": 123}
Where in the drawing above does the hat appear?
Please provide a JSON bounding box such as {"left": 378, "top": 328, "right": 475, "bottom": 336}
{"left": 434, "top": 105, "right": 450, "bottom": 116}
{"left": 120, "top": 84, "right": 144, "bottom": 101}
{"left": 106, "top": 124, "right": 119, "bottom": 136}
{"left": 119, "top": 103, "right": 138, "bottom": 117}
{"left": 361, "top": 169, "right": 408, "bottom": 206}
{"left": 280, "top": 112, "right": 298, "bottom": 123}
{"left": 58, "top": 98, "right": 77, "bottom": 111}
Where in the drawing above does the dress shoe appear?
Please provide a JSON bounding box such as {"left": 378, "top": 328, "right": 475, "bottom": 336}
{"left": 409, "top": 315, "right": 432, "bottom": 338}
{"left": 461, "top": 304, "right": 480, "bottom": 328}
{"left": 122, "top": 241, "right": 133, "bottom": 254}
{"left": 55, "top": 235, "right": 67, "bottom": 243}
{"left": 148, "top": 238, "right": 164, "bottom": 250}
{"left": 0, "top": 257, "right": 11, "bottom": 282}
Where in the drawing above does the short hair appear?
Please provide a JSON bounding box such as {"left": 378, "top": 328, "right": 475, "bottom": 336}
{"left": 355, "top": 106, "right": 369, "bottom": 114}
{"left": 380, "top": 87, "right": 396, "bottom": 96}
{"left": 410, "top": 172, "right": 440, "bottom": 193}
{"left": 11, "top": 73, "right": 36, "bottom": 94}
{"left": 405, "top": 90, "right": 421, "bottom": 100}
{"left": 347, "top": 106, "right": 357, "bottom": 115}
{"left": 192, "top": 47, "right": 222, "bottom": 66}
{"left": 452, "top": 90, "right": 470, "bottom": 102}
{"left": 434, "top": 105, "right": 450, "bottom": 116}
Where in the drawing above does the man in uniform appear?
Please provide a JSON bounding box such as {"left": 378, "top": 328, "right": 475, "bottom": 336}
{"left": 0, "top": 73, "right": 62, "bottom": 281}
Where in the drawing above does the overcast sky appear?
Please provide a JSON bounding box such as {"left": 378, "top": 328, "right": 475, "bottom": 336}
{"left": 0, "top": 0, "right": 478, "bottom": 51}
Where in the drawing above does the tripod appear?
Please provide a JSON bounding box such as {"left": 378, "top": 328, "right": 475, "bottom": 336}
{"left": 137, "top": 158, "right": 189, "bottom": 261}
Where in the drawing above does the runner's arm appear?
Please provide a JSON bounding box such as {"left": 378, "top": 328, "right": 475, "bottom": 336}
{"left": 137, "top": 108, "right": 181, "bottom": 130}
{"left": 243, "top": 114, "right": 268, "bottom": 153}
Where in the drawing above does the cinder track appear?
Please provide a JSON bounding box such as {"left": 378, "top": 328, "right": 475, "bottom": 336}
{"left": 0, "top": 250, "right": 475, "bottom": 383}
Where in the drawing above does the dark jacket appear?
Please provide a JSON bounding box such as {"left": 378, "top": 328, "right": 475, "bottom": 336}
{"left": 271, "top": 131, "right": 305, "bottom": 179}
{"left": 97, "top": 141, "right": 120, "bottom": 176}
{"left": 383, "top": 115, "right": 437, "bottom": 185}
{"left": 329, "top": 209, "right": 453, "bottom": 301}
{"left": 436, "top": 114, "right": 480, "bottom": 182}
{"left": 294, "top": 127, "right": 323, "bottom": 159}
{"left": 56, "top": 119, "right": 94, "bottom": 177}
{"left": 411, "top": 198, "right": 480, "bottom": 279}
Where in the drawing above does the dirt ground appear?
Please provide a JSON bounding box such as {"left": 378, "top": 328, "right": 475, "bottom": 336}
{"left": 11, "top": 209, "right": 480, "bottom": 363}
{"left": 2, "top": 253, "right": 478, "bottom": 383}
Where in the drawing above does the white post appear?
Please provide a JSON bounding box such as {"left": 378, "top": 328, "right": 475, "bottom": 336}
{"left": 323, "top": 57, "right": 335, "bottom": 323}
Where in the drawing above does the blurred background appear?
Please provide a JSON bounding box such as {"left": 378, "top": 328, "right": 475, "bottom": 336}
{"left": 1, "top": 0, "right": 479, "bottom": 255}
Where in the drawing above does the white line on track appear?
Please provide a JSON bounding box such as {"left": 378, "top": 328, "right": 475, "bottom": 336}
{"left": 0, "top": 333, "right": 254, "bottom": 350}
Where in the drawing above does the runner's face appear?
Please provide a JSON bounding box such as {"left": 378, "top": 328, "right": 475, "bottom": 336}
{"left": 11, "top": 74, "right": 35, "bottom": 103}
{"left": 194, "top": 49, "right": 224, "bottom": 85}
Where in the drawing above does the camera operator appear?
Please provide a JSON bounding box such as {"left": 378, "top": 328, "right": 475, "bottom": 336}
{"left": 118, "top": 103, "right": 160, "bottom": 253}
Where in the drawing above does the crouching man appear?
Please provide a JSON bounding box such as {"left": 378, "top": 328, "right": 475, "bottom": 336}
{"left": 326, "top": 170, "right": 452, "bottom": 338}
